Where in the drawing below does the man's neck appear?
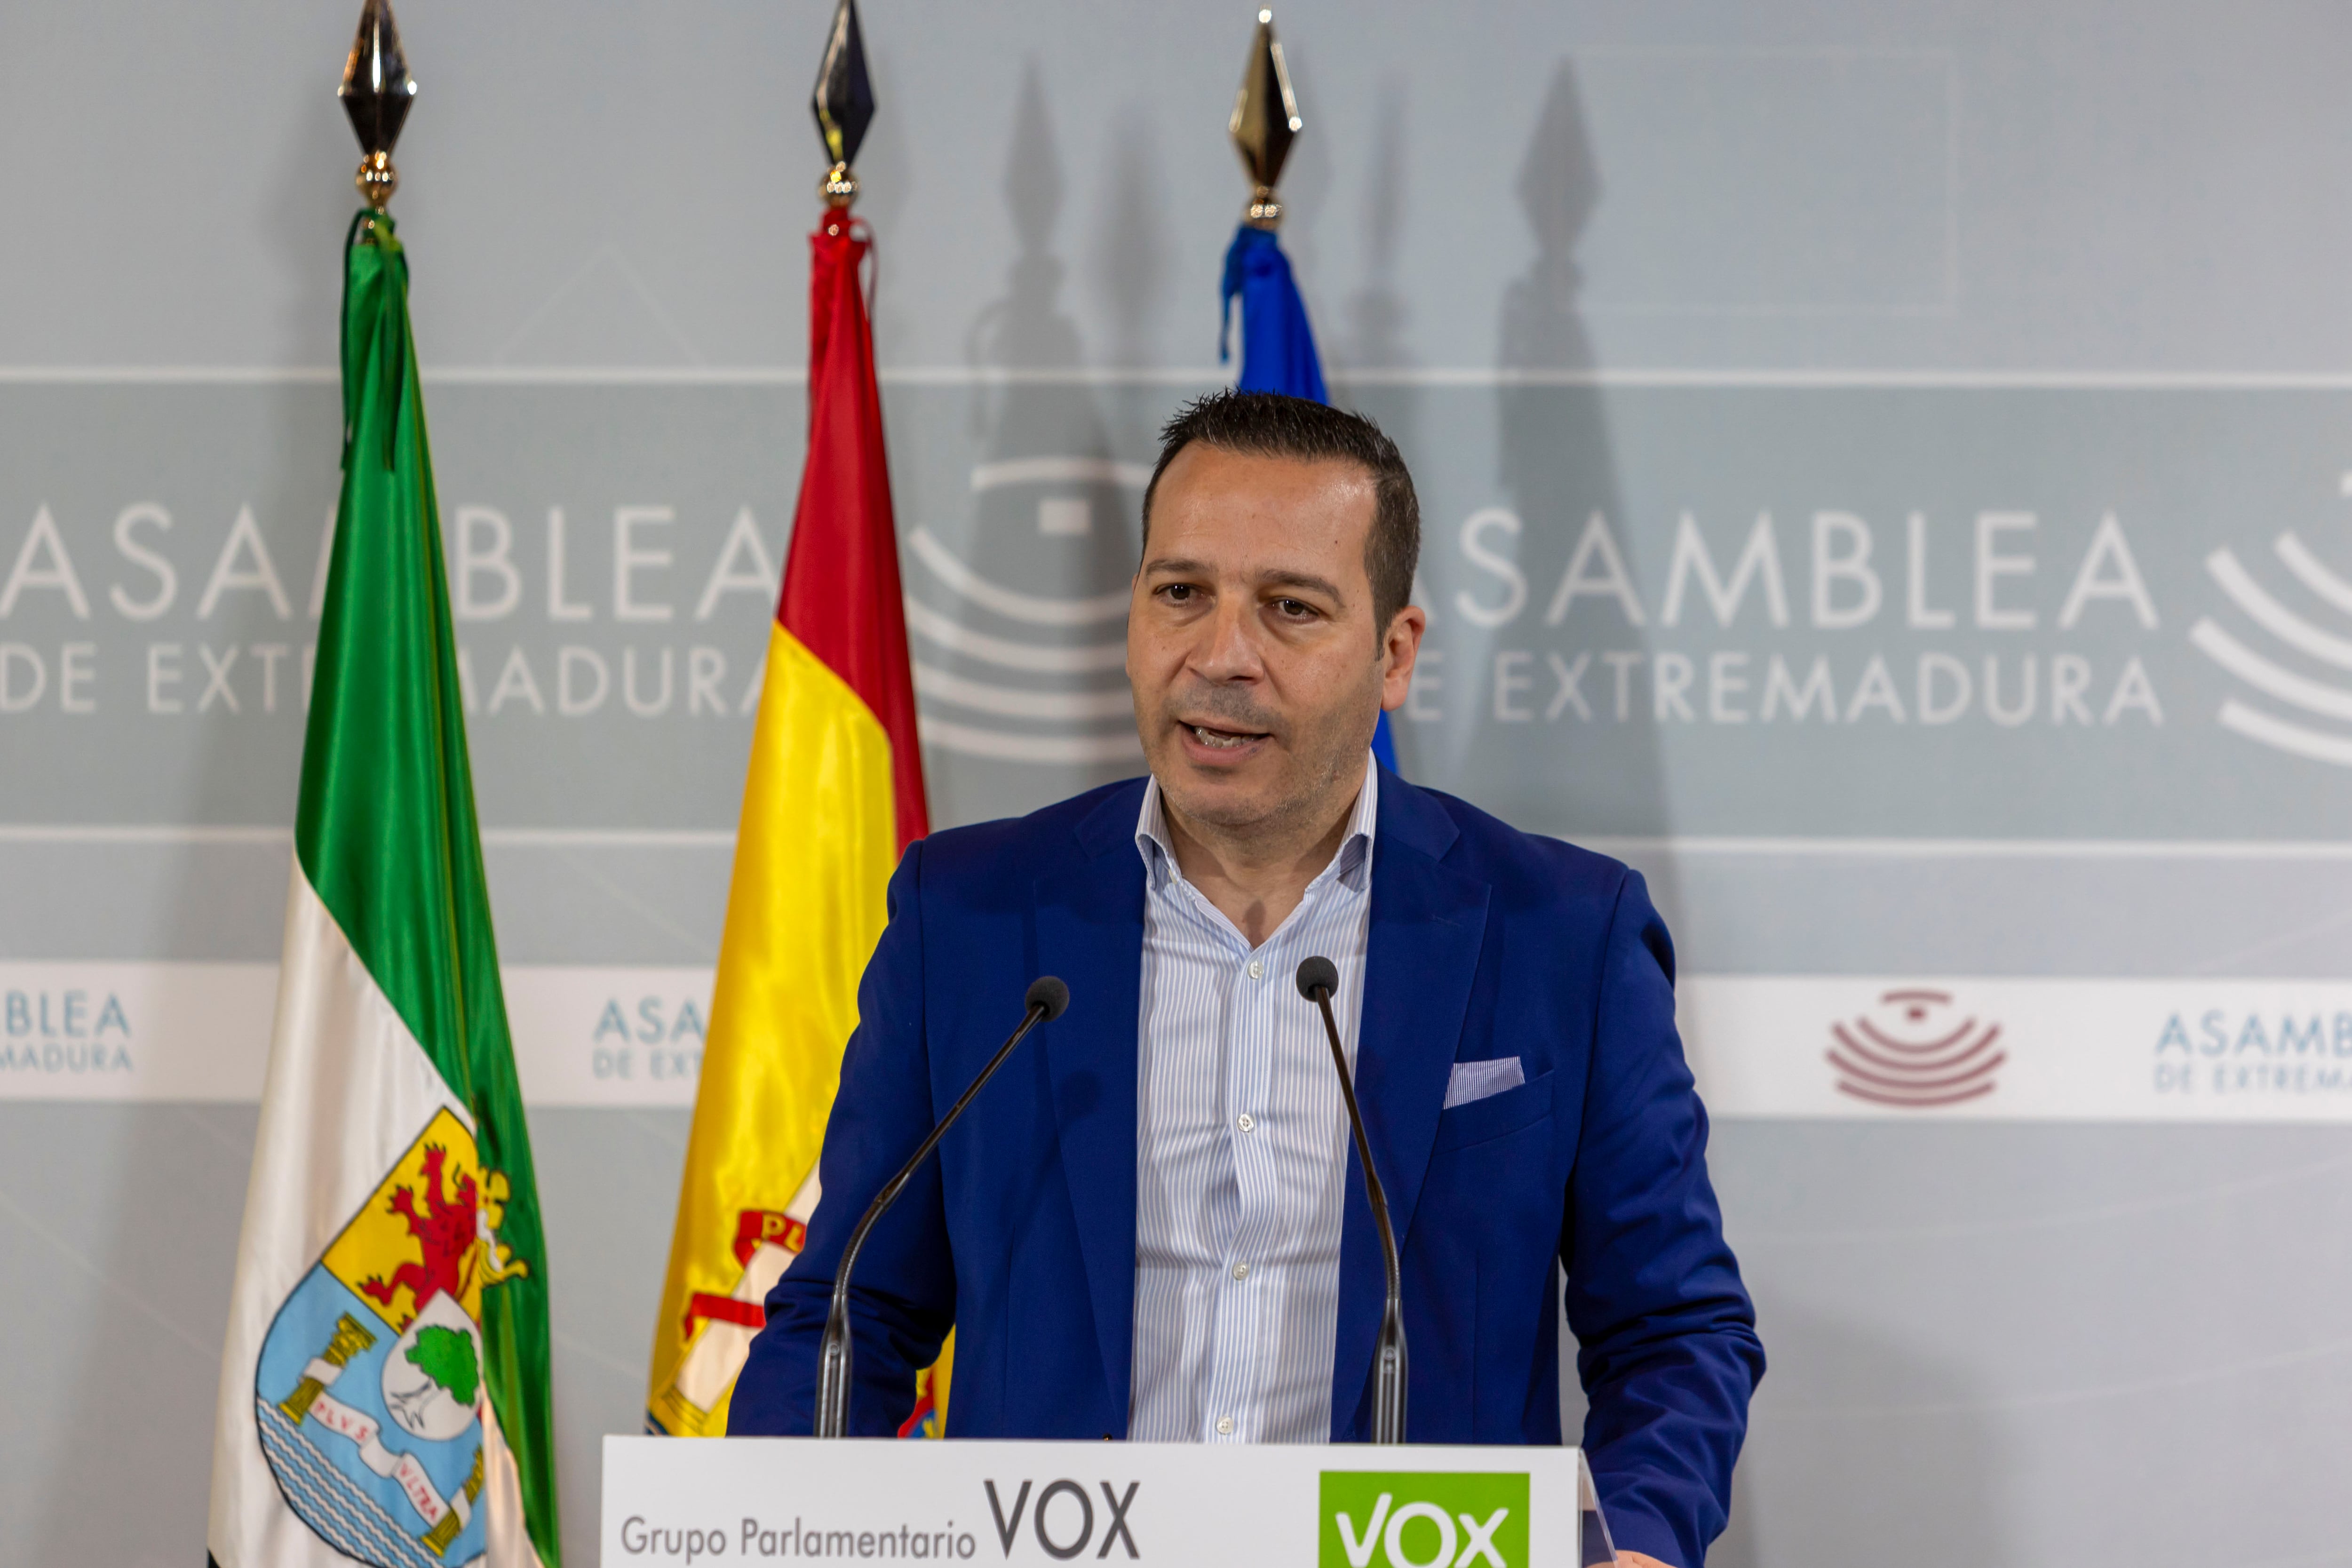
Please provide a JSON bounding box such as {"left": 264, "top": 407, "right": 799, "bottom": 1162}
{"left": 1160, "top": 780, "right": 1361, "bottom": 948}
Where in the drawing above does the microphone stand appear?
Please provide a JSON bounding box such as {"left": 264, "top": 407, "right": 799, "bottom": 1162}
{"left": 1296, "top": 957, "right": 1407, "bottom": 1444}
{"left": 814, "top": 976, "right": 1069, "bottom": 1438}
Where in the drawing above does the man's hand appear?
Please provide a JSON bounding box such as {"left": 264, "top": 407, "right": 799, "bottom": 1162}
{"left": 1618, "top": 1554, "right": 1675, "bottom": 1568}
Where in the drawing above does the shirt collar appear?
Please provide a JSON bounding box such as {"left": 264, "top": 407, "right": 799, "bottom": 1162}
{"left": 1135, "top": 751, "right": 1380, "bottom": 896}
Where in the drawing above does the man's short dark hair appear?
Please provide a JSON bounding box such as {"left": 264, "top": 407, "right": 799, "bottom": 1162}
{"left": 1141, "top": 390, "right": 1421, "bottom": 634}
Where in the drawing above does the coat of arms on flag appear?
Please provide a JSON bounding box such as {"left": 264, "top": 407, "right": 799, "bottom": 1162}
{"left": 254, "top": 1109, "right": 529, "bottom": 1567}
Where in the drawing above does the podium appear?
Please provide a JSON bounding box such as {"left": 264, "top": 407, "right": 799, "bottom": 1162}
{"left": 605, "top": 1434, "right": 1620, "bottom": 1567}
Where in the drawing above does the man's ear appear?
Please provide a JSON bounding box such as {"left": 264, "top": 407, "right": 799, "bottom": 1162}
{"left": 1377, "top": 605, "right": 1429, "bottom": 714}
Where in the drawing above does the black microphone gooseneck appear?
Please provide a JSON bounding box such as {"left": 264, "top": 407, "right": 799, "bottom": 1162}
{"left": 815, "top": 975, "right": 1071, "bottom": 1438}
{"left": 1295, "top": 955, "right": 1407, "bottom": 1445}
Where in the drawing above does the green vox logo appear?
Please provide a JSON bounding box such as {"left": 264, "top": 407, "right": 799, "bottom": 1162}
{"left": 1319, "top": 1472, "right": 1530, "bottom": 1568}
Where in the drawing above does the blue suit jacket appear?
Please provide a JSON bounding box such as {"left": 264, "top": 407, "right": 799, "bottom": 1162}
{"left": 731, "top": 770, "right": 1763, "bottom": 1568}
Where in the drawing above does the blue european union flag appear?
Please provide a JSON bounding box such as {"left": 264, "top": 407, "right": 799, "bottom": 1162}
{"left": 1220, "top": 224, "right": 1399, "bottom": 773}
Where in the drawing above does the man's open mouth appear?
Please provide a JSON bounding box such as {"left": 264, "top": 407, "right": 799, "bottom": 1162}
{"left": 1184, "top": 722, "right": 1268, "bottom": 751}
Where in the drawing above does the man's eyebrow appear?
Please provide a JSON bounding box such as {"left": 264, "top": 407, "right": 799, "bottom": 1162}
{"left": 1139, "top": 557, "right": 1350, "bottom": 606}
{"left": 1257, "top": 569, "right": 1346, "bottom": 604}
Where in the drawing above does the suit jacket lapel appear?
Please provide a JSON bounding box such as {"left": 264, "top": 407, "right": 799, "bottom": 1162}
{"left": 1033, "top": 781, "right": 1150, "bottom": 1423}
{"left": 1330, "top": 772, "right": 1490, "bottom": 1437}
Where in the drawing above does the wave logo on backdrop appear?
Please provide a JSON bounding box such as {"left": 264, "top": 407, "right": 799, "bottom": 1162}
{"left": 253, "top": 1109, "right": 527, "bottom": 1568}
{"left": 1827, "top": 988, "right": 2006, "bottom": 1108}
{"left": 903, "top": 457, "right": 1147, "bottom": 765}
{"left": 2191, "top": 516, "right": 2352, "bottom": 767}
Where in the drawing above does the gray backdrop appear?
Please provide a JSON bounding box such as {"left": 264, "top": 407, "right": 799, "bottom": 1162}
{"left": 6, "top": 2, "right": 2352, "bottom": 1565}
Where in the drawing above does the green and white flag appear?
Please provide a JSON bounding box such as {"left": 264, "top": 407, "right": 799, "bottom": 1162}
{"left": 207, "top": 209, "right": 559, "bottom": 1568}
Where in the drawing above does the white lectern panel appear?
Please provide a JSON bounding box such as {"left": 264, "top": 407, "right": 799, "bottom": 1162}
{"left": 604, "top": 1434, "right": 1618, "bottom": 1568}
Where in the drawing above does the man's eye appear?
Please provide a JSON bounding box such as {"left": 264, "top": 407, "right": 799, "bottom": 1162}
{"left": 1274, "top": 597, "right": 1314, "bottom": 618}
{"left": 1160, "top": 583, "right": 1196, "bottom": 603}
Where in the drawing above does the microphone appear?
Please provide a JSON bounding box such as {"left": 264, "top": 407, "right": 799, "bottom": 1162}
{"left": 815, "top": 975, "right": 1071, "bottom": 1439}
{"left": 1295, "top": 955, "right": 1407, "bottom": 1445}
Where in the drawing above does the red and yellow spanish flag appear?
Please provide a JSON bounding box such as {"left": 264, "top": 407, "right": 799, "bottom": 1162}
{"left": 645, "top": 206, "right": 937, "bottom": 1438}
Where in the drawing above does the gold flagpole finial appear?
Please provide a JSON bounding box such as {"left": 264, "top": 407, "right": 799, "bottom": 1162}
{"left": 1229, "top": 8, "right": 1302, "bottom": 228}
{"left": 338, "top": 0, "right": 417, "bottom": 213}
{"left": 811, "top": 0, "right": 876, "bottom": 209}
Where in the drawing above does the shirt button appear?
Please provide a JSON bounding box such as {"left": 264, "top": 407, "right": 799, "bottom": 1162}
{"left": 1247, "top": 958, "right": 1264, "bottom": 980}
{"left": 1215, "top": 1416, "right": 1235, "bottom": 1435}
{"left": 1231, "top": 1261, "right": 1250, "bottom": 1280}
{"left": 1236, "top": 1113, "right": 1255, "bottom": 1132}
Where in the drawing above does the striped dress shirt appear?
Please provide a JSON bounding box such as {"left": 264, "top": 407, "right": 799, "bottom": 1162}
{"left": 1127, "top": 756, "right": 1378, "bottom": 1443}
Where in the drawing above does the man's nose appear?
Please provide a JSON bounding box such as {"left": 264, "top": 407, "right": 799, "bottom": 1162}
{"left": 1189, "top": 598, "right": 1263, "bottom": 682}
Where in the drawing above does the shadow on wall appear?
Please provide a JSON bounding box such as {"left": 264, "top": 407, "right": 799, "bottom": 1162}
{"left": 1501, "top": 61, "right": 1603, "bottom": 379}
{"left": 1489, "top": 59, "right": 1681, "bottom": 852}
{"left": 1331, "top": 72, "right": 1424, "bottom": 692}
{"left": 1708, "top": 1297, "right": 2010, "bottom": 1568}
{"left": 1340, "top": 75, "right": 1414, "bottom": 383}
{"left": 1486, "top": 60, "right": 1679, "bottom": 852}
{"left": 962, "top": 56, "right": 1131, "bottom": 640}
{"left": 1093, "top": 108, "right": 1169, "bottom": 374}
{"left": 905, "top": 60, "right": 1144, "bottom": 828}
{"left": 1493, "top": 58, "right": 1699, "bottom": 1507}
{"left": 967, "top": 62, "right": 1085, "bottom": 379}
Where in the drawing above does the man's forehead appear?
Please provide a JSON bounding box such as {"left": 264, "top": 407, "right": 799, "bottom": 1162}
{"left": 1159, "top": 442, "right": 1375, "bottom": 502}
{"left": 1149, "top": 448, "right": 1375, "bottom": 554}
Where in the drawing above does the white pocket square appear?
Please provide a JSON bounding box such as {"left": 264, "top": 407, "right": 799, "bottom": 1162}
{"left": 1443, "top": 1056, "right": 1526, "bottom": 1109}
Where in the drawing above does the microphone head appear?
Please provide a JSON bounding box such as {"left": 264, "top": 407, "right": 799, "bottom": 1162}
{"left": 1025, "top": 975, "right": 1072, "bottom": 1022}
{"left": 1295, "top": 955, "right": 1339, "bottom": 1000}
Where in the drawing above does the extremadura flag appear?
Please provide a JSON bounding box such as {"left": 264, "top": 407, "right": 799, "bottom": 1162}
{"left": 206, "top": 209, "right": 559, "bottom": 1568}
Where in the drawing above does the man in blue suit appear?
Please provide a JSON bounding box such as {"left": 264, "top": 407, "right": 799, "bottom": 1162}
{"left": 732, "top": 391, "right": 1763, "bottom": 1568}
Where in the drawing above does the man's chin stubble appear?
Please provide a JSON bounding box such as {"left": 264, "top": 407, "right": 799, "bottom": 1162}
{"left": 1157, "top": 745, "right": 1359, "bottom": 843}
